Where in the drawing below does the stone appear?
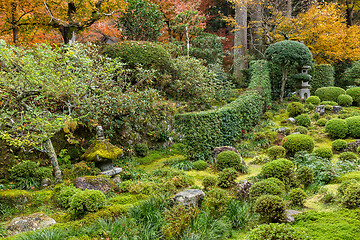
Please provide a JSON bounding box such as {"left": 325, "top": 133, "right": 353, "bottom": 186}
{"left": 315, "top": 105, "right": 326, "bottom": 115}
{"left": 236, "top": 180, "right": 252, "bottom": 200}
{"left": 41, "top": 178, "right": 51, "bottom": 187}
{"left": 101, "top": 167, "right": 122, "bottom": 177}
{"left": 285, "top": 209, "right": 301, "bottom": 223}
{"left": 7, "top": 213, "right": 56, "bottom": 234}
{"left": 74, "top": 176, "right": 118, "bottom": 194}
{"left": 332, "top": 106, "right": 343, "bottom": 114}
{"left": 213, "top": 146, "right": 245, "bottom": 165}
{"left": 286, "top": 118, "right": 296, "bottom": 124}
{"left": 112, "top": 175, "right": 122, "bottom": 184}
{"left": 347, "top": 140, "right": 360, "bottom": 152}
{"left": 277, "top": 127, "right": 290, "bottom": 136}
{"left": 174, "top": 189, "right": 205, "bottom": 207}
{"left": 291, "top": 132, "right": 301, "bottom": 135}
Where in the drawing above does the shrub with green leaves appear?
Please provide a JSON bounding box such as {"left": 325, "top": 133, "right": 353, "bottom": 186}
{"left": 57, "top": 185, "right": 82, "bottom": 209}
{"left": 321, "top": 101, "right": 338, "bottom": 106}
{"left": 218, "top": 168, "right": 239, "bottom": 188}
{"left": 254, "top": 195, "right": 286, "bottom": 223}
{"left": 246, "top": 223, "right": 311, "bottom": 240}
{"left": 260, "top": 158, "right": 295, "bottom": 185}
{"left": 295, "top": 114, "right": 311, "bottom": 127}
{"left": 316, "top": 118, "right": 328, "bottom": 126}
{"left": 203, "top": 188, "right": 231, "bottom": 218}
{"left": 296, "top": 166, "right": 313, "bottom": 187}
{"left": 289, "top": 188, "right": 307, "bottom": 207}
{"left": 249, "top": 178, "right": 285, "bottom": 200}
{"left": 310, "top": 64, "right": 335, "bottom": 93}
{"left": 339, "top": 151, "right": 358, "bottom": 162}
{"left": 202, "top": 176, "right": 218, "bottom": 191}
{"left": 193, "top": 160, "right": 208, "bottom": 171}
{"left": 345, "top": 116, "right": 360, "bottom": 138}
{"left": 282, "top": 134, "right": 315, "bottom": 156}
{"left": 337, "top": 94, "right": 353, "bottom": 107}
{"left": 313, "top": 147, "right": 333, "bottom": 160}
{"left": 295, "top": 126, "right": 308, "bottom": 134}
{"left": 315, "top": 87, "right": 345, "bottom": 102}
{"left": 342, "top": 182, "right": 360, "bottom": 209}
{"left": 338, "top": 179, "right": 357, "bottom": 196}
{"left": 267, "top": 146, "right": 286, "bottom": 160}
{"left": 287, "top": 102, "right": 304, "bottom": 117}
{"left": 338, "top": 171, "right": 360, "bottom": 182}
{"left": 332, "top": 139, "right": 348, "bottom": 151}
{"left": 135, "top": 143, "right": 149, "bottom": 157}
{"left": 346, "top": 87, "right": 360, "bottom": 106}
{"left": 216, "top": 151, "right": 243, "bottom": 171}
{"left": 325, "top": 119, "right": 348, "bottom": 139}
{"left": 70, "top": 189, "right": 106, "bottom": 217}
{"left": 305, "top": 96, "right": 321, "bottom": 105}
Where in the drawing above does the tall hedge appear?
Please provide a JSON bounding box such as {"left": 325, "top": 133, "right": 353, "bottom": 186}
{"left": 175, "top": 60, "right": 271, "bottom": 159}
{"left": 311, "top": 64, "right": 335, "bottom": 93}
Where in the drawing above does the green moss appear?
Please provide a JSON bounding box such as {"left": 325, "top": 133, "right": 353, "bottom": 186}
{"left": 109, "top": 193, "right": 148, "bottom": 205}
{"left": 81, "top": 140, "right": 123, "bottom": 162}
{"left": 337, "top": 171, "right": 360, "bottom": 182}
{"left": 0, "top": 189, "right": 33, "bottom": 207}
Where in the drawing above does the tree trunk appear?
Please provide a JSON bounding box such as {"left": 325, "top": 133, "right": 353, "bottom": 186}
{"left": 286, "top": 0, "right": 292, "bottom": 18}
{"left": 233, "top": 0, "right": 248, "bottom": 86}
{"left": 59, "top": 25, "right": 77, "bottom": 44}
{"left": 251, "top": 0, "right": 263, "bottom": 56}
{"left": 44, "top": 138, "right": 62, "bottom": 183}
{"left": 346, "top": 8, "right": 353, "bottom": 26}
{"left": 11, "top": 2, "right": 19, "bottom": 45}
{"left": 280, "top": 65, "right": 288, "bottom": 102}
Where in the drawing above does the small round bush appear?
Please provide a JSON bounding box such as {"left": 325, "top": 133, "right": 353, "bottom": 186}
{"left": 216, "top": 151, "right": 243, "bottom": 171}
{"left": 218, "top": 168, "right": 239, "bottom": 188}
{"left": 246, "top": 223, "right": 311, "bottom": 240}
{"left": 267, "top": 146, "right": 286, "bottom": 160}
{"left": 315, "top": 87, "right": 345, "bottom": 102}
{"left": 321, "top": 101, "right": 338, "bottom": 106}
{"left": 332, "top": 139, "right": 348, "bottom": 151}
{"left": 282, "top": 134, "right": 315, "bottom": 157}
{"left": 346, "top": 87, "right": 360, "bottom": 106}
{"left": 345, "top": 116, "right": 360, "bottom": 138}
{"left": 325, "top": 119, "right": 348, "bottom": 139}
{"left": 338, "top": 179, "right": 357, "bottom": 196}
{"left": 295, "top": 126, "right": 308, "bottom": 134}
{"left": 313, "top": 147, "right": 333, "bottom": 160}
{"left": 249, "top": 178, "right": 285, "bottom": 200}
{"left": 316, "top": 118, "right": 328, "bottom": 126}
{"left": 260, "top": 158, "right": 295, "bottom": 185}
{"left": 295, "top": 114, "right": 311, "bottom": 127}
{"left": 339, "top": 151, "right": 358, "bottom": 162}
{"left": 193, "top": 160, "right": 208, "bottom": 171}
{"left": 254, "top": 195, "right": 286, "bottom": 223}
{"left": 342, "top": 182, "right": 360, "bottom": 209}
{"left": 135, "top": 143, "right": 149, "bottom": 157}
{"left": 296, "top": 166, "right": 313, "bottom": 187}
{"left": 306, "top": 96, "right": 321, "bottom": 105}
{"left": 289, "top": 188, "right": 307, "bottom": 207}
{"left": 70, "top": 189, "right": 106, "bottom": 217}
{"left": 9, "top": 160, "right": 38, "bottom": 181}
{"left": 203, "top": 188, "right": 231, "bottom": 217}
{"left": 57, "top": 185, "right": 82, "bottom": 209}
{"left": 286, "top": 102, "right": 304, "bottom": 117}
{"left": 312, "top": 112, "right": 320, "bottom": 121}
{"left": 337, "top": 94, "right": 353, "bottom": 107}
{"left": 202, "top": 176, "right": 218, "bottom": 191}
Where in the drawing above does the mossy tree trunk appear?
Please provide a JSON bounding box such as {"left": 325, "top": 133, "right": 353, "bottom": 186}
{"left": 44, "top": 139, "right": 62, "bottom": 183}
{"left": 281, "top": 65, "right": 288, "bottom": 102}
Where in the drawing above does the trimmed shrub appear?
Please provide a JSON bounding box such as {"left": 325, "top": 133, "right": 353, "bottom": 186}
{"left": 246, "top": 223, "right": 311, "bottom": 240}
{"left": 313, "top": 147, "right": 333, "bottom": 160}
{"left": 218, "top": 168, "right": 239, "bottom": 188}
{"left": 296, "top": 166, "right": 313, "bottom": 187}
{"left": 216, "top": 151, "right": 243, "bottom": 171}
{"left": 287, "top": 102, "right": 304, "bottom": 117}
{"left": 57, "top": 185, "right": 82, "bottom": 209}
{"left": 310, "top": 64, "right": 335, "bottom": 93}
{"left": 342, "top": 182, "right": 360, "bottom": 209}
{"left": 295, "top": 126, "right": 308, "bottom": 134}
{"left": 203, "top": 188, "right": 231, "bottom": 218}
{"left": 338, "top": 179, "right": 357, "bottom": 196}
{"left": 332, "top": 139, "right": 348, "bottom": 151}
{"left": 325, "top": 119, "right": 348, "bottom": 139}
{"left": 193, "top": 160, "right": 208, "bottom": 171}
{"left": 202, "top": 176, "right": 218, "bottom": 191}
{"left": 315, "top": 87, "right": 345, "bottom": 102}
{"left": 338, "top": 171, "right": 360, "bottom": 182}
{"left": 282, "top": 134, "right": 315, "bottom": 156}
{"left": 70, "top": 189, "right": 106, "bottom": 217}
{"left": 357, "top": 146, "right": 360, "bottom": 154}
{"left": 321, "top": 101, "right": 338, "bottom": 106}
{"left": 135, "top": 143, "right": 149, "bottom": 157}
{"left": 346, "top": 87, "right": 360, "bottom": 106}
{"left": 339, "top": 151, "right": 358, "bottom": 162}
{"left": 254, "top": 195, "right": 286, "bottom": 223}
{"left": 316, "top": 118, "right": 328, "bottom": 126}
{"left": 289, "top": 188, "right": 307, "bottom": 207}
{"left": 249, "top": 178, "right": 285, "bottom": 200}
{"left": 337, "top": 94, "right": 353, "bottom": 107}
{"left": 295, "top": 114, "right": 311, "bottom": 127}
{"left": 260, "top": 158, "right": 295, "bottom": 185}
{"left": 345, "top": 116, "right": 360, "bottom": 138}
{"left": 305, "top": 96, "right": 321, "bottom": 105}
{"left": 267, "top": 146, "right": 286, "bottom": 160}
{"left": 312, "top": 112, "right": 320, "bottom": 121}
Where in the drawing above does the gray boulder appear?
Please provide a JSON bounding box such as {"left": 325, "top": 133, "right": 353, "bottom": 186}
{"left": 347, "top": 140, "right": 360, "bottom": 152}
{"left": 315, "top": 105, "right": 325, "bottom": 115}
{"left": 7, "top": 213, "right": 56, "bottom": 234}
{"left": 174, "top": 189, "right": 205, "bottom": 207}
{"left": 237, "top": 180, "right": 252, "bottom": 200}
{"left": 277, "top": 127, "right": 290, "bottom": 136}
{"left": 332, "top": 106, "right": 343, "bottom": 114}
{"left": 286, "top": 118, "right": 296, "bottom": 124}
{"left": 285, "top": 209, "right": 301, "bottom": 223}
{"left": 74, "top": 176, "right": 118, "bottom": 194}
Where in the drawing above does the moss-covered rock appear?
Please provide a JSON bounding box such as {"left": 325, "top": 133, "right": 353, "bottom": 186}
{"left": 81, "top": 140, "right": 123, "bottom": 162}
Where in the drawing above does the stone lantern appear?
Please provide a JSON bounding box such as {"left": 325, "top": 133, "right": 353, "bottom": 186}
{"left": 296, "top": 65, "right": 311, "bottom": 100}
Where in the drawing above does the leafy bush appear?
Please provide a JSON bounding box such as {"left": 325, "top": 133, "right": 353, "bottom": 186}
{"left": 321, "top": 101, "right": 338, "bottom": 106}
{"left": 315, "top": 87, "right": 345, "bottom": 102}
{"left": 305, "top": 96, "right": 321, "bottom": 105}
{"left": 260, "top": 158, "right": 295, "bottom": 185}
{"left": 216, "top": 151, "right": 243, "bottom": 171}
{"left": 342, "top": 182, "right": 360, "bottom": 209}
{"left": 249, "top": 178, "right": 285, "bottom": 200}
{"left": 339, "top": 151, "right": 358, "bottom": 162}
{"left": 337, "top": 171, "right": 360, "bottom": 182}
{"left": 289, "top": 188, "right": 307, "bottom": 207}
{"left": 246, "top": 223, "right": 311, "bottom": 240}
{"left": 193, "top": 160, "right": 208, "bottom": 171}
{"left": 325, "top": 119, "right": 348, "bottom": 139}
{"left": 316, "top": 118, "right": 328, "bottom": 126}
{"left": 338, "top": 179, "right": 357, "bottom": 196}
{"left": 295, "top": 114, "right": 311, "bottom": 127}
{"left": 135, "top": 143, "right": 149, "bottom": 157}
{"left": 295, "top": 126, "right": 308, "bottom": 134}
{"left": 332, "top": 139, "right": 348, "bottom": 151}
{"left": 57, "top": 185, "right": 82, "bottom": 209}
{"left": 202, "top": 176, "right": 218, "bottom": 191}
{"left": 337, "top": 94, "right": 353, "bottom": 107}
{"left": 203, "top": 188, "right": 231, "bottom": 218}
{"left": 296, "top": 166, "right": 314, "bottom": 187}
{"left": 310, "top": 64, "right": 335, "bottom": 93}
{"left": 70, "top": 189, "right": 106, "bottom": 217}
{"left": 346, "top": 87, "right": 360, "bottom": 106}
{"left": 287, "top": 102, "right": 304, "bottom": 117}
{"left": 254, "top": 195, "right": 286, "bottom": 223}
{"left": 267, "top": 146, "right": 286, "bottom": 160}
{"left": 282, "top": 134, "right": 315, "bottom": 156}
{"left": 345, "top": 116, "right": 360, "bottom": 138}
{"left": 313, "top": 147, "right": 333, "bottom": 160}
{"left": 152, "top": 168, "right": 194, "bottom": 189}
{"left": 218, "top": 168, "right": 239, "bottom": 188}
{"left": 189, "top": 33, "right": 224, "bottom": 65}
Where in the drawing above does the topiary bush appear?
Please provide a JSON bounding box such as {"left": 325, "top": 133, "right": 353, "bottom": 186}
{"left": 313, "top": 147, "right": 333, "bottom": 160}
{"left": 246, "top": 223, "right": 311, "bottom": 240}
{"left": 202, "top": 176, "right": 218, "bottom": 191}
{"left": 218, "top": 168, "right": 239, "bottom": 188}
{"left": 287, "top": 102, "right": 304, "bottom": 117}
{"left": 57, "top": 185, "right": 82, "bottom": 209}
{"left": 346, "top": 87, "right": 360, "bottom": 106}
{"left": 345, "top": 116, "right": 360, "bottom": 138}
{"left": 339, "top": 151, "right": 358, "bottom": 162}
{"left": 337, "top": 94, "right": 353, "bottom": 107}
{"left": 321, "top": 101, "right": 338, "bottom": 106}
{"left": 70, "top": 189, "right": 106, "bottom": 217}
{"left": 254, "top": 195, "right": 286, "bottom": 223}
{"left": 135, "top": 143, "right": 149, "bottom": 157}
{"left": 315, "top": 87, "right": 345, "bottom": 102}
{"left": 296, "top": 166, "right": 313, "bottom": 187}
{"left": 316, "top": 118, "right": 328, "bottom": 126}
{"left": 249, "top": 178, "right": 285, "bottom": 200}
{"left": 305, "top": 96, "right": 321, "bottom": 105}
{"left": 288, "top": 188, "right": 307, "bottom": 207}
{"left": 203, "top": 187, "right": 231, "bottom": 218}
{"left": 338, "top": 179, "right": 357, "bottom": 196}
{"left": 282, "top": 134, "right": 315, "bottom": 157}
{"left": 267, "top": 146, "right": 286, "bottom": 160}
{"left": 342, "top": 182, "right": 360, "bottom": 209}
{"left": 325, "top": 119, "right": 348, "bottom": 139}
{"left": 216, "top": 151, "right": 243, "bottom": 172}
{"left": 295, "top": 126, "right": 308, "bottom": 134}
{"left": 332, "top": 139, "right": 348, "bottom": 151}
{"left": 260, "top": 158, "right": 295, "bottom": 185}
{"left": 295, "top": 114, "right": 311, "bottom": 127}
{"left": 193, "top": 160, "right": 208, "bottom": 171}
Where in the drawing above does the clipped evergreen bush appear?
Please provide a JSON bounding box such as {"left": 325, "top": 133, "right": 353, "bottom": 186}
{"left": 295, "top": 126, "right": 308, "bottom": 134}
{"left": 305, "top": 96, "right": 321, "bottom": 105}
{"left": 316, "top": 118, "right": 328, "bottom": 126}
{"left": 289, "top": 188, "right": 307, "bottom": 207}
{"left": 321, "top": 101, "right": 338, "bottom": 106}
{"left": 246, "top": 223, "right": 311, "bottom": 240}
{"left": 346, "top": 87, "right": 360, "bottom": 106}
{"left": 286, "top": 102, "right": 304, "bottom": 117}
{"left": 339, "top": 151, "right": 358, "bottom": 162}
{"left": 337, "top": 94, "right": 353, "bottom": 107}
{"left": 342, "top": 182, "right": 360, "bottom": 209}
{"left": 332, "top": 139, "right": 348, "bottom": 151}
{"left": 254, "top": 195, "right": 286, "bottom": 223}
{"left": 260, "top": 158, "right": 295, "bottom": 185}
{"left": 57, "top": 185, "right": 82, "bottom": 209}
{"left": 203, "top": 188, "right": 231, "bottom": 218}
{"left": 193, "top": 160, "right": 208, "bottom": 171}
{"left": 310, "top": 64, "right": 335, "bottom": 94}
{"left": 296, "top": 166, "right": 313, "bottom": 187}
{"left": 267, "top": 146, "right": 286, "bottom": 160}
{"left": 313, "top": 147, "right": 333, "bottom": 160}
{"left": 135, "top": 143, "right": 149, "bottom": 157}
{"left": 218, "top": 168, "right": 239, "bottom": 188}
{"left": 70, "top": 189, "right": 106, "bottom": 217}
{"left": 325, "top": 119, "right": 348, "bottom": 139}
{"left": 202, "top": 176, "right": 218, "bottom": 191}
{"left": 249, "top": 178, "right": 285, "bottom": 200}
{"left": 282, "top": 134, "right": 315, "bottom": 156}
{"left": 315, "top": 87, "right": 345, "bottom": 102}
{"left": 345, "top": 116, "right": 360, "bottom": 138}
{"left": 338, "top": 179, "right": 357, "bottom": 196}
{"left": 295, "top": 114, "right": 311, "bottom": 127}
{"left": 216, "top": 151, "right": 243, "bottom": 171}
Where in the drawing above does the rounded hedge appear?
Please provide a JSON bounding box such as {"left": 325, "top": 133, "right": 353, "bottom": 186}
{"left": 338, "top": 179, "right": 357, "bottom": 196}
{"left": 260, "top": 158, "right": 295, "bottom": 185}
{"left": 286, "top": 102, "right": 304, "bottom": 117}
{"left": 313, "top": 147, "right": 333, "bottom": 160}
{"left": 57, "top": 185, "right": 82, "bottom": 209}
{"left": 218, "top": 167, "right": 239, "bottom": 188}
{"left": 135, "top": 143, "right": 149, "bottom": 157}
{"left": 216, "top": 151, "right": 243, "bottom": 171}
{"left": 316, "top": 118, "right": 328, "bottom": 126}
{"left": 193, "top": 160, "right": 208, "bottom": 171}
{"left": 321, "top": 101, "right": 338, "bottom": 106}
{"left": 246, "top": 223, "right": 311, "bottom": 240}
{"left": 332, "top": 139, "right": 348, "bottom": 151}
{"left": 267, "top": 146, "right": 286, "bottom": 160}
{"left": 70, "top": 189, "right": 106, "bottom": 217}
{"left": 282, "top": 134, "right": 315, "bottom": 157}
{"left": 305, "top": 96, "right": 321, "bottom": 105}
{"left": 339, "top": 151, "right": 358, "bottom": 162}
{"left": 254, "top": 195, "right": 286, "bottom": 223}
{"left": 337, "top": 94, "right": 353, "bottom": 107}
{"left": 325, "top": 119, "right": 348, "bottom": 139}
{"left": 345, "top": 116, "right": 360, "bottom": 138}
{"left": 295, "top": 114, "right": 311, "bottom": 127}
{"left": 289, "top": 188, "right": 307, "bottom": 207}
{"left": 342, "top": 182, "right": 360, "bottom": 209}
{"left": 202, "top": 176, "right": 218, "bottom": 191}
{"left": 346, "top": 87, "right": 360, "bottom": 106}
{"left": 296, "top": 166, "right": 313, "bottom": 187}
{"left": 249, "top": 178, "right": 285, "bottom": 200}
{"left": 315, "top": 87, "right": 345, "bottom": 102}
